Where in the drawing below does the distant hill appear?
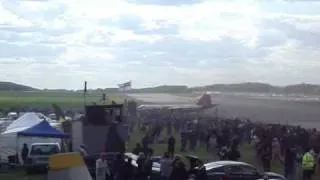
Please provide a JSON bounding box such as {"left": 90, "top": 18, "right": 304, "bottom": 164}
{"left": 283, "top": 84, "right": 320, "bottom": 94}
{"left": 0, "top": 82, "right": 38, "bottom": 91}
{"left": 129, "top": 85, "right": 190, "bottom": 93}
{"left": 192, "top": 83, "right": 320, "bottom": 95}
{"left": 1, "top": 81, "right": 320, "bottom": 95}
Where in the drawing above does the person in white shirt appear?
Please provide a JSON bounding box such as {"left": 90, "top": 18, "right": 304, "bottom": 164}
{"left": 209, "top": 136, "right": 217, "bottom": 159}
{"left": 96, "top": 152, "right": 111, "bottom": 180}
{"left": 272, "top": 138, "right": 281, "bottom": 162}
{"left": 160, "top": 152, "right": 173, "bottom": 180}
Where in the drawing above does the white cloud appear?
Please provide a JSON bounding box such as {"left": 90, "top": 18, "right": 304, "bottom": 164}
{"left": 0, "top": 2, "right": 33, "bottom": 28}
{"left": 0, "top": 0, "right": 320, "bottom": 89}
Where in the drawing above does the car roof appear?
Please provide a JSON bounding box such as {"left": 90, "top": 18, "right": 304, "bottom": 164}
{"left": 125, "top": 153, "right": 161, "bottom": 170}
{"left": 205, "top": 161, "right": 253, "bottom": 169}
{"left": 31, "top": 143, "right": 60, "bottom": 146}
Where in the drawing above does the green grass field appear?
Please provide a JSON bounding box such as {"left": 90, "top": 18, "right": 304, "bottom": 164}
{"left": 1, "top": 128, "right": 320, "bottom": 180}
{"left": 0, "top": 91, "right": 126, "bottom": 109}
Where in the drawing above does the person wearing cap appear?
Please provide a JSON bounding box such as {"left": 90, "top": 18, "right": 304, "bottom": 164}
{"left": 96, "top": 153, "right": 111, "bottom": 180}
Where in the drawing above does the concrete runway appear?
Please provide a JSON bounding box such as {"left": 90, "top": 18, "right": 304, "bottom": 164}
{"left": 127, "top": 93, "right": 196, "bottom": 104}
{"left": 127, "top": 93, "right": 320, "bottom": 129}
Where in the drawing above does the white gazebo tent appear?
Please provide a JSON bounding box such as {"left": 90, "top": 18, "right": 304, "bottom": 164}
{"left": 0, "top": 112, "right": 62, "bottom": 164}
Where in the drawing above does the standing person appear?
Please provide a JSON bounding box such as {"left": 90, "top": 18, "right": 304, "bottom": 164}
{"left": 272, "top": 137, "right": 281, "bottom": 163}
{"left": 113, "top": 154, "right": 126, "bottom": 180}
{"left": 205, "top": 133, "right": 211, "bottom": 152}
{"left": 132, "top": 143, "right": 143, "bottom": 155}
{"left": 136, "top": 152, "right": 147, "bottom": 180}
{"left": 170, "top": 156, "right": 188, "bottom": 180}
{"left": 227, "top": 145, "right": 241, "bottom": 161}
{"left": 302, "top": 148, "right": 316, "bottom": 180}
{"left": 168, "top": 135, "right": 175, "bottom": 157}
{"left": 123, "top": 157, "right": 134, "bottom": 180}
{"left": 96, "top": 153, "right": 111, "bottom": 180}
{"left": 261, "top": 144, "right": 272, "bottom": 172}
{"left": 180, "top": 131, "right": 187, "bottom": 152}
{"left": 144, "top": 152, "right": 153, "bottom": 180}
{"left": 21, "top": 143, "right": 29, "bottom": 165}
{"left": 218, "top": 146, "right": 228, "bottom": 160}
{"left": 160, "top": 152, "right": 173, "bottom": 180}
{"left": 282, "top": 147, "right": 296, "bottom": 180}
{"left": 208, "top": 135, "right": 217, "bottom": 159}
{"left": 195, "top": 160, "right": 207, "bottom": 180}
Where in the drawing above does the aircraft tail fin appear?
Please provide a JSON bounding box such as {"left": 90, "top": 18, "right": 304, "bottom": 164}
{"left": 52, "top": 104, "right": 65, "bottom": 122}
{"left": 197, "top": 93, "right": 212, "bottom": 107}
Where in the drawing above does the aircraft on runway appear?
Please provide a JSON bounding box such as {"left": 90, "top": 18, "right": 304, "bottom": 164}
{"left": 137, "top": 93, "right": 218, "bottom": 111}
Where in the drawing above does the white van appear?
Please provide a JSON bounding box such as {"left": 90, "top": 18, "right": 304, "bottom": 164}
{"left": 7, "top": 112, "right": 18, "bottom": 120}
{"left": 25, "top": 143, "right": 61, "bottom": 174}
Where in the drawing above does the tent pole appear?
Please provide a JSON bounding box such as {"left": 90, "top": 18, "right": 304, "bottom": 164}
{"left": 15, "top": 136, "right": 19, "bottom": 166}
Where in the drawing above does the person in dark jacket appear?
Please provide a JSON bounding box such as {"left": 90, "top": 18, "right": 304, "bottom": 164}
{"left": 180, "top": 132, "right": 187, "bottom": 152}
{"left": 227, "top": 145, "right": 241, "bottom": 161}
{"left": 136, "top": 152, "right": 147, "bottom": 180}
{"left": 195, "top": 160, "right": 207, "bottom": 180}
{"left": 261, "top": 144, "right": 272, "bottom": 172}
{"left": 144, "top": 152, "right": 153, "bottom": 179}
{"left": 168, "top": 135, "right": 176, "bottom": 157}
{"left": 133, "top": 143, "right": 143, "bottom": 155}
{"left": 123, "top": 157, "right": 134, "bottom": 180}
{"left": 170, "top": 156, "right": 188, "bottom": 180}
{"left": 282, "top": 147, "right": 296, "bottom": 180}
{"left": 113, "top": 153, "right": 126, "bottom": 180}
{"left": 21, "top": 143, "right": 29, "bottom": 165}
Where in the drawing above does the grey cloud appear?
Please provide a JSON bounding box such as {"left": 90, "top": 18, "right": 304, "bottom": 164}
{"left": 3, "top": 0, "right": 67, "bottom": 21}
{"left": 255, "top": 29, "right": 288, "bottom": 48}
{"left": 135, "top": 22, "right": 179, "bottom": 35}
{"left": 100, "top": 16, "right": 179, "bottom": 35}
{"left": 261, "top": 18, "right": 320, "bottom": 48}
{"left": 0, "top": 41, "right": 65, "bottom": 59}
{"left": 0, "top": 25, "right": 76, "bottom": 36}
{"left": 259, "top": 1, "right": 320, "bottom": 16}
{"left": 114, "top": 36, "right": 274, "bottom": 68}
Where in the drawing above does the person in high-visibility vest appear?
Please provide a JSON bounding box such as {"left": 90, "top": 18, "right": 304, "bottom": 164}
{"left": 302, "top": 148, "right": 316, "bottom": 180}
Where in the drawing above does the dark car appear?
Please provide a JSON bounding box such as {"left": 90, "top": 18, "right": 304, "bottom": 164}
{"left": 204, "top": 161, "right": 286, "bottom": 180}
{"left": 125, "top": 152, "right": 161, "bottom": 179}
{"left": 84, "top": 152, "right": 160, "bottom": 178}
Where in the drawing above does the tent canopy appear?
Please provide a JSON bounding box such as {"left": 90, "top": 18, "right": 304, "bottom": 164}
{"left": 17, "top": 120, "right": 68, "bottom": 138}
{"left": 2, "top": 112, "right": 44, "bottom": 134}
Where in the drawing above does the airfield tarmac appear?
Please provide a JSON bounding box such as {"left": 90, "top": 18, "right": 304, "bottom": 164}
{"left": 128, "top": 93, "right": 320, "bottom": 129}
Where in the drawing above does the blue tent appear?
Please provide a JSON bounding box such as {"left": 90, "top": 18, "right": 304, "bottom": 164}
{"left": 17, "top": 120, "right": 68, "bottom": 138}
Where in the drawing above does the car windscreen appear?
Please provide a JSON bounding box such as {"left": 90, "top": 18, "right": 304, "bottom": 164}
{"left": 30, "top": 145, "right": 59, "bottom": 156}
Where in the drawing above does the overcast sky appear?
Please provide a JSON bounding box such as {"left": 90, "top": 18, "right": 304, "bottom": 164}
{"left": 0, "top": 0, "right": 320, "bottom": 89}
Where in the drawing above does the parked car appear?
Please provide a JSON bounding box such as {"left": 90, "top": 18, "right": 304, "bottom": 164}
{"left": 84, "top": 152, "right": 160, "bottom": 179}
{"left": 25, "top": 143, "right": 61, "bottom": 174}
{"left": 125, "top": 152, "right": 161, "bottom": 172}
{"left": 83, "top": 152, "right": 121, "bottom": 178}
{"left": 204, "top": 161, "right": 286, "bottom": 180}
